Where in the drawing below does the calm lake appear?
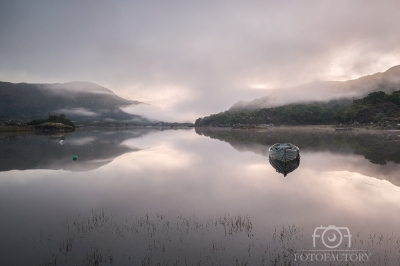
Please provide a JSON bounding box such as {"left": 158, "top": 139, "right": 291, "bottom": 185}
{"left": 1, "top": 127, "right": 400, "bottom": 265}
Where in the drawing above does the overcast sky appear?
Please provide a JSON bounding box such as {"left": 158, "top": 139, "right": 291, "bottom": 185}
{"left": 1, "top": 1, "right": 400, "bottom": 121}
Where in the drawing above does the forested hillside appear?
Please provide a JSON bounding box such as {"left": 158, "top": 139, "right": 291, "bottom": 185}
{"left": 196, "top": 91, "right": 400, "bottom": 127}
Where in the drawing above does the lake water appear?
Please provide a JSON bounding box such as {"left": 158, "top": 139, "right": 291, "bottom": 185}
{"left": 1, "top": 127, "right": 400, "bottom": 265}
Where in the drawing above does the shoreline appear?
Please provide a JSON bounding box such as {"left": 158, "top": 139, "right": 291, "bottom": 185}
{"left": 0, "top": 125, "right": 75, "bottom": 133}
{"left": 1, "top": 124, "right": 399, "bottom": 134}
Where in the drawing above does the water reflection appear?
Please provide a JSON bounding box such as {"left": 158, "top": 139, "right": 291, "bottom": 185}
{"left": 196, "top": 127, "right": 400, "bottom": 186}
{"left": 1, "top": 128, "right": 400, "bottom": 265}
{"left": 0, "top": 129, "right": 157, "bottom": 172}
{"left": 195, "top": 127, "right": 400, "bottom": 164}
{"left": 269, "top": 156, "right": 300, "bottom": 177}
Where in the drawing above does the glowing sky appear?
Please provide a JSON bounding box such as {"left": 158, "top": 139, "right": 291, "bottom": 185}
{"left": 1, "top": 1, "right": 400, "bottom": 121}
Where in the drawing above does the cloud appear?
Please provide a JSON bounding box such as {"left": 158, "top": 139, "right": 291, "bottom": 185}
{"left": 1, "top": 1, "right": 400, "bottom": 120}
{"left": 122, "top": 104, "right": 184, "bottom": 123}
{"left": 68, "top": 137, "right": 97, "bottom": 146}
{"left": 55, "top": 108, "right": 98, "bottom": 117}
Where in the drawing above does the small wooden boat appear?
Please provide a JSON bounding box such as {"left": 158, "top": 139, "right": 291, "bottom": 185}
{"left": 268, "top": 143, "right": 300, "bottom": 162}
{"left": 268, "top": 143, "right": 300, "bottom": 177}
{"left": 334, "top": 127, "right": 353, "bottom": 131}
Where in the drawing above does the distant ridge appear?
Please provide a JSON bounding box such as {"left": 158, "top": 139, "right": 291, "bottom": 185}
{"left": 0, "top": 81, "right": 148, "bottom": 122}
{"left": 230, "top": 65, "right": 400, "bottom": 111}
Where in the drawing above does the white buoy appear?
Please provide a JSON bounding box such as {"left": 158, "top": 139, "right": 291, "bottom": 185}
{"left": 60, "top": 140, "right": 63, "bottom": 145}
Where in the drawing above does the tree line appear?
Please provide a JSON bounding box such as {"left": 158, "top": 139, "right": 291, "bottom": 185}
{"left": 195, "top": 91, "right": 400, "bottom": 126}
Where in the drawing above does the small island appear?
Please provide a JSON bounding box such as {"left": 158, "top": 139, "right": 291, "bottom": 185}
{"left": 0, "top": 114, "right": 75, "bottom": 132}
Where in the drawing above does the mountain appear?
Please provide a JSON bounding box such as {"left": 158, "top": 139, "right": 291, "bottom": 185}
{"left": 0, "top": 81, "right": 150, "bottom": 122}
{"left": 333, "top": 91, "right": 400, "bottom": 126}
{"left": 195, "top": 91, "right": 400, "bottom": 127}
{"left": 195, "top": 99, "right": 353, "bottom": 126}
{"left": 230, "top": 65, "right": 400, "bottom": 111}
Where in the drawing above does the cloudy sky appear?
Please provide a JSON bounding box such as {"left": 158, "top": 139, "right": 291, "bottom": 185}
{"left": 1, "top": 1, "right": 400, "bottom": 121}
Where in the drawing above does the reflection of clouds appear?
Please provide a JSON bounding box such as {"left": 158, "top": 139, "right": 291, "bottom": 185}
{"left": 116, "top": 144, "right": 196, "bottom": 172}
{"left": 120, "top": 129, "right": 198, "bottom": 150}
{"left": 68, "top": 137, "right": 97, "bottom": 145}
{"left": 301, "top": 151, "right": 400, "bottom": 187}
{"left": 116, "top": 130, "right": 201, "bottom": 174}
{"left": 86, "top": 158, "right": 114, "bottom": 164}
{"left": 324, "top": 171, "right": 400, "bottom": 194}
{"left": 1, "top": 129, "right": 400, "bottom": 263}
{"left": 224, "top": 136, "right": 400, "bottom": 187}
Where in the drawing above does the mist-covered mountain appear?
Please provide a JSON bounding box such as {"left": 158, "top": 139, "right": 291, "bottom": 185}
{"left": 0, "top": 81, "right": 151, "bottom": 122}
{"left": 231, "top": 65, "right": 400, "bottom": 110}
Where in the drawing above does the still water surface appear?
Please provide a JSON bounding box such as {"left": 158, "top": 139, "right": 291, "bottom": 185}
{"left": 1, "top": 127, "right": 400, "bottom": 265}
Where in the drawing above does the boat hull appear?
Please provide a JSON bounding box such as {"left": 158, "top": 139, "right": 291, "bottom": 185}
{"left": 268, "top": 143, "right": 301, "bottom": 177}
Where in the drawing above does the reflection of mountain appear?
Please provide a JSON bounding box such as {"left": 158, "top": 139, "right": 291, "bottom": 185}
{"left": 196, "top": 127, "right": 400, "bottom": 164}
{"left": 0, "top": 129, "right": 156, "bottom": 172}
{"left": 195, "top": 127, "right": 400, "bottom": 186}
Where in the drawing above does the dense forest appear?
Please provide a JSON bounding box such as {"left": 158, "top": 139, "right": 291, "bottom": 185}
{"left": 27, "top": 114, "right": 75, "bottom": 128}
{"left": 195, "top": 91, "right": 400, "bottom": 127}
{"left": 333, "top": 91, "right": 400, "bottom": 125}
